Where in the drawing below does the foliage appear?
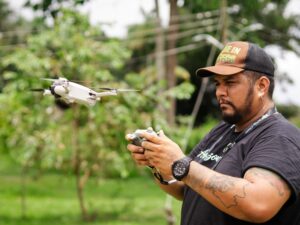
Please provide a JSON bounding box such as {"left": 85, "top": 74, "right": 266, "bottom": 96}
{"left": 126, "top": 0, "right": 300, "bottom": 124}
{"left": 1, "top": 1, "right": 299, "bottom": 222}
{"left": 289, "top": 115, "right": 300, "bottom": 128}
{"left": 0, "top": 0, "right": 34, "bottom": 91}
{"left": 0, "top": 8, "right": 194, "bottom": 178}
{"left": 174, "top": 115, "right": 218, "bottom": 153}
{"left": 25, "top": 0, "right": 89, "bottom": 18}
{"left": 0, "top": 0, "right": 35, "bottom": 51}
{"left": 0, "top": 8, "right": 194, "bottom": 220}
{"left": 181, "top": 0, "right": 300, "bottom": 122}
{"left": 1, "top": 10, "right": 125, "bottom": 175}
{"left": 277, "top": 104, "right": 300, "bottom": 127}
{"left": 0, "top": 0, "right": 11, "bottom": 30}
{"left": 183, "top": 0, "right": 300, "bottom": 47}
{"left": 277, "top": 104, "right": 299, "bottom": 118}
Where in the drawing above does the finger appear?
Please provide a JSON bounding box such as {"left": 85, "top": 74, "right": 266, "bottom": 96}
{"left": 131, "top": 153, "right": 151, "bottom": 166}
{"left": 141, "top": 131, "right": 160, "bottom": 143}
{"left": 143, "top": 148, "right": 159, "bottom": 159}
{"left": 125, "top": 134, "right": 132, "bottom": 141}
{"left": 141, "top": 141, "right": 159, "bottom": 152}
{"left": 136, "top": 160, "right": 151, "bottom": 166}
{"left": 131, "top": 152, "right": 148, "bottom": 161}
{"left": 143, "top": 152, "right": 157, "bottom": 168}
{"left": 127, "top": 144, "right": 145, "bottom": 153}
{"left": 143, "top": 149, "right": 152, "bottom": 158}
{"left": 158, "top": 130, "right": 165, "bottom": 137}
{"left": 126, "top": 133, "right": 138, "bottom": 141}
{"left": 158, "top": 130, "right": 172, "bottom": 141}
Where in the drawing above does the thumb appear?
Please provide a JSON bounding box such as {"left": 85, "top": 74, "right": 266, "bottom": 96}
{"left": 158, "top": 130, "right": 165, "bottom": 137}
{"left": 158, "top": 130, "right": 173, "bottom": 142}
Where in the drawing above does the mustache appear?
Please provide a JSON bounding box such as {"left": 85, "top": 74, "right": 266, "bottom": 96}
{"left": 218, "top": 99, "right": 233, "bottom": 106}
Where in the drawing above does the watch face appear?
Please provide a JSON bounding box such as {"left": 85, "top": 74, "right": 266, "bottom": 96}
{"left": 172, "top": 157, "right": 192, "bottom": 180}
{"left": 173, "top": 161, "right": 187, "bottom": 177}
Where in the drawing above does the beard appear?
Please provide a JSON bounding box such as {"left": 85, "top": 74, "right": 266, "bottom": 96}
{"left": 220, "top": 87, "right": 254, "bottom": 125}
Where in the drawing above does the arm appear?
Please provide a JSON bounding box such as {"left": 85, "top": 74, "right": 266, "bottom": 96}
{"left": 154, "top": 176, "right": 185, "bottom": 201}
{"left": 183, "top": 163, "right": 291, "bottom": 223}
{"left": 141, "top": 131, "right": 291, "bottom": 223}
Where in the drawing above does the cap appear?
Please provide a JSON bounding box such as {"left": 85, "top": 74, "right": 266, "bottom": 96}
{"left": 196, "top": 41, "right": 274, "bottom": 77}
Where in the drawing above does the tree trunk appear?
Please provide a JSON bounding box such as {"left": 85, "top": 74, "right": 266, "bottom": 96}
{"left": 166, "top": 0, "right": 179, "bottom": 126}
{"left": 154, "top": 0, "right": 166, "bottom": 82}
{"left": 154, "top": 0, "right": 166, "bottom": 116}
{"left": 75, "top": 165, "right": 91, "bottom": 221}
{"left": 220, "top": 0, "right": 228, "bottom": 44}
{"left": 72, "top": 106, "right": 89, "bottom": 221}
{"left": 20, "top": 164, "right": 28, "bottom": 219}
{"left": 165, "top": 195, "right": 176, "bottom": 225}
{"left": 162, "top": 1, "right": 179, "bottom": 224}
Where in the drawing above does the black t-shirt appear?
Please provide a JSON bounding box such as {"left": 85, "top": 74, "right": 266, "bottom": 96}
{"left": 181, "top": 113, "right": 300, "bottom": 225}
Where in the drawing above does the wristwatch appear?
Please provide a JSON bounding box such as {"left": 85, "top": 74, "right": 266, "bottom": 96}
{"left": 171, "top": 156, "right": 193, "bottom": 181}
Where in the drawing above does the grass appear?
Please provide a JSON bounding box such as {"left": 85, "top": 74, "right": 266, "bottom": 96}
{"left": 0, "top": 170, "right": 182, "bottom": 225}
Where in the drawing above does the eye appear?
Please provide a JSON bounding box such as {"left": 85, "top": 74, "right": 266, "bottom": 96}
{"left": 214, "top": 80, "right": 220, "bottom": 87}
{"left": 225, "top": 80, "right": 236, "bottom": 85}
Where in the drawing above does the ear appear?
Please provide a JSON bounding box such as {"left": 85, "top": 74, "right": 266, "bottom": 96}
{"left": 256, "top": 76, "right": 270, "bottom": 97}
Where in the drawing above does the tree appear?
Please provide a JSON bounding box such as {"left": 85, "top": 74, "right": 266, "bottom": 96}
{"left": 171, "top": 0, "right": 300, "bottom": 125}
{"left": 0, "top": 8, "right": 195, "bottom": 220}
{"left": 25, "top": 0, "right": 89, "bottom": 18}
{"left": 124, "top": 0, "right": 299, "bottom": 126}
{"left": 1, "top": 9, "right": 130, "bottom": 220}
{"left": 0, "top": 0, "right": 34, "bottom": 92}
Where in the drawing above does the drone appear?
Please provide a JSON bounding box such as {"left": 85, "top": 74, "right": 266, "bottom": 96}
{"left": 31, "top": 77, "right": 138, "bottom": 107}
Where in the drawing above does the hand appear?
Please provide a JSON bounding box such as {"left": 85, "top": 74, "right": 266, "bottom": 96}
{"left": 140, "top": 130, "right": 185, "bottom": 176}
{"left": 126, "top": 134, "right": 152, "bottom": 167}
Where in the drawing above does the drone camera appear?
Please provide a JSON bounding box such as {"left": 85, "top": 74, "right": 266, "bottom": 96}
{"left": 128, "top": 128, "right": 158, "bottom": 147}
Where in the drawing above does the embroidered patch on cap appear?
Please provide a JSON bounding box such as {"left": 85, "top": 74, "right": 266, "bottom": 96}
{"left": 196, "top": 41, "right": 274, "bottom": 77}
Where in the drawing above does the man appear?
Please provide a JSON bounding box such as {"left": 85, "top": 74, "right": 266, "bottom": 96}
{"left": 126, "top": 41, "right": 300, "bottom": 225}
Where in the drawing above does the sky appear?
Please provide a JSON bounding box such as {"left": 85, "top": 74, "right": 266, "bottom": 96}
{"left": 5, "top": 0, "right": 300, "bottom": 105}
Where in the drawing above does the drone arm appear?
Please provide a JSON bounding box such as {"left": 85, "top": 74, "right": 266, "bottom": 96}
{"left": 43, "top": 89, "right": 52, "bottom": 96}
{"left": 95, "top": 91, "right": 117, "bottom": 97}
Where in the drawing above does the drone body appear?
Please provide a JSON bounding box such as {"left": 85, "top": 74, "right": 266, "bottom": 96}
{"left": 33, "top": 77, "right": 136, "bottom": 107}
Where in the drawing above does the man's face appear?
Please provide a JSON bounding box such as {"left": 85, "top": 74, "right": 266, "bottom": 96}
{"left": 213, "top": 72, "right": 257, "bottom": 125}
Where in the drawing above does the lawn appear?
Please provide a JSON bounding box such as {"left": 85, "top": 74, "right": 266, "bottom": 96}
{"left": 0, "top": 170, "right": 182, "bottom": 225}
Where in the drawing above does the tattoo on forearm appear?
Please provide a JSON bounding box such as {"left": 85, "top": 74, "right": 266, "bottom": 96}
{"left": 189, "top": 174, "right": 205, "bottom": 189}
{"left": 205, "top": 175, "right": 249, "bottom": 208}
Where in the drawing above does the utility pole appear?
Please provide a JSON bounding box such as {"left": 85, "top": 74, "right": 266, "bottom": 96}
{"left": 182, "top": 0, "right": 228, "bottom": 151}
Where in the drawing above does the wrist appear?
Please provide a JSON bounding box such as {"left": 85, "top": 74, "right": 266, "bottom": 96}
{"left": 151, "top": 167, "right": 177, "bottom": 185}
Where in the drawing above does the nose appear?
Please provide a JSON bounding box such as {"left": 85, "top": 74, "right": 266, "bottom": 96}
{"left": 216, "top": 83, "right": 227, "bottom": 98}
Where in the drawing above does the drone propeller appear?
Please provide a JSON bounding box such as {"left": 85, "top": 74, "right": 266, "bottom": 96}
{"left": 97, "top": 87, "right": 139, "bottom": 92}
{"left": 40, "top": 78, "right": 58, "bottom": 82}
{"left": 115, "top": 89, "right": 139, "bottom": 92}
{"left": 97, "top": 87, "right": 113, "bottom": 91}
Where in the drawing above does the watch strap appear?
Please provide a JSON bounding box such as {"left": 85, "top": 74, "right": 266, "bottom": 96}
{"left": 150, "top": 166, "right": 177, "bottom": 185}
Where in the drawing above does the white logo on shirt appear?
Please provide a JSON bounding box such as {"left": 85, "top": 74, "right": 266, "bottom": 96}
{"left": 196, "top": 150, "right": 222, "bottom": 162}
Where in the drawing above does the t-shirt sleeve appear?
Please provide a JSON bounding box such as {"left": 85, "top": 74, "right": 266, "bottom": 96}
{"left": 242, "top": 135, "right": 300, "bottom": 202}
